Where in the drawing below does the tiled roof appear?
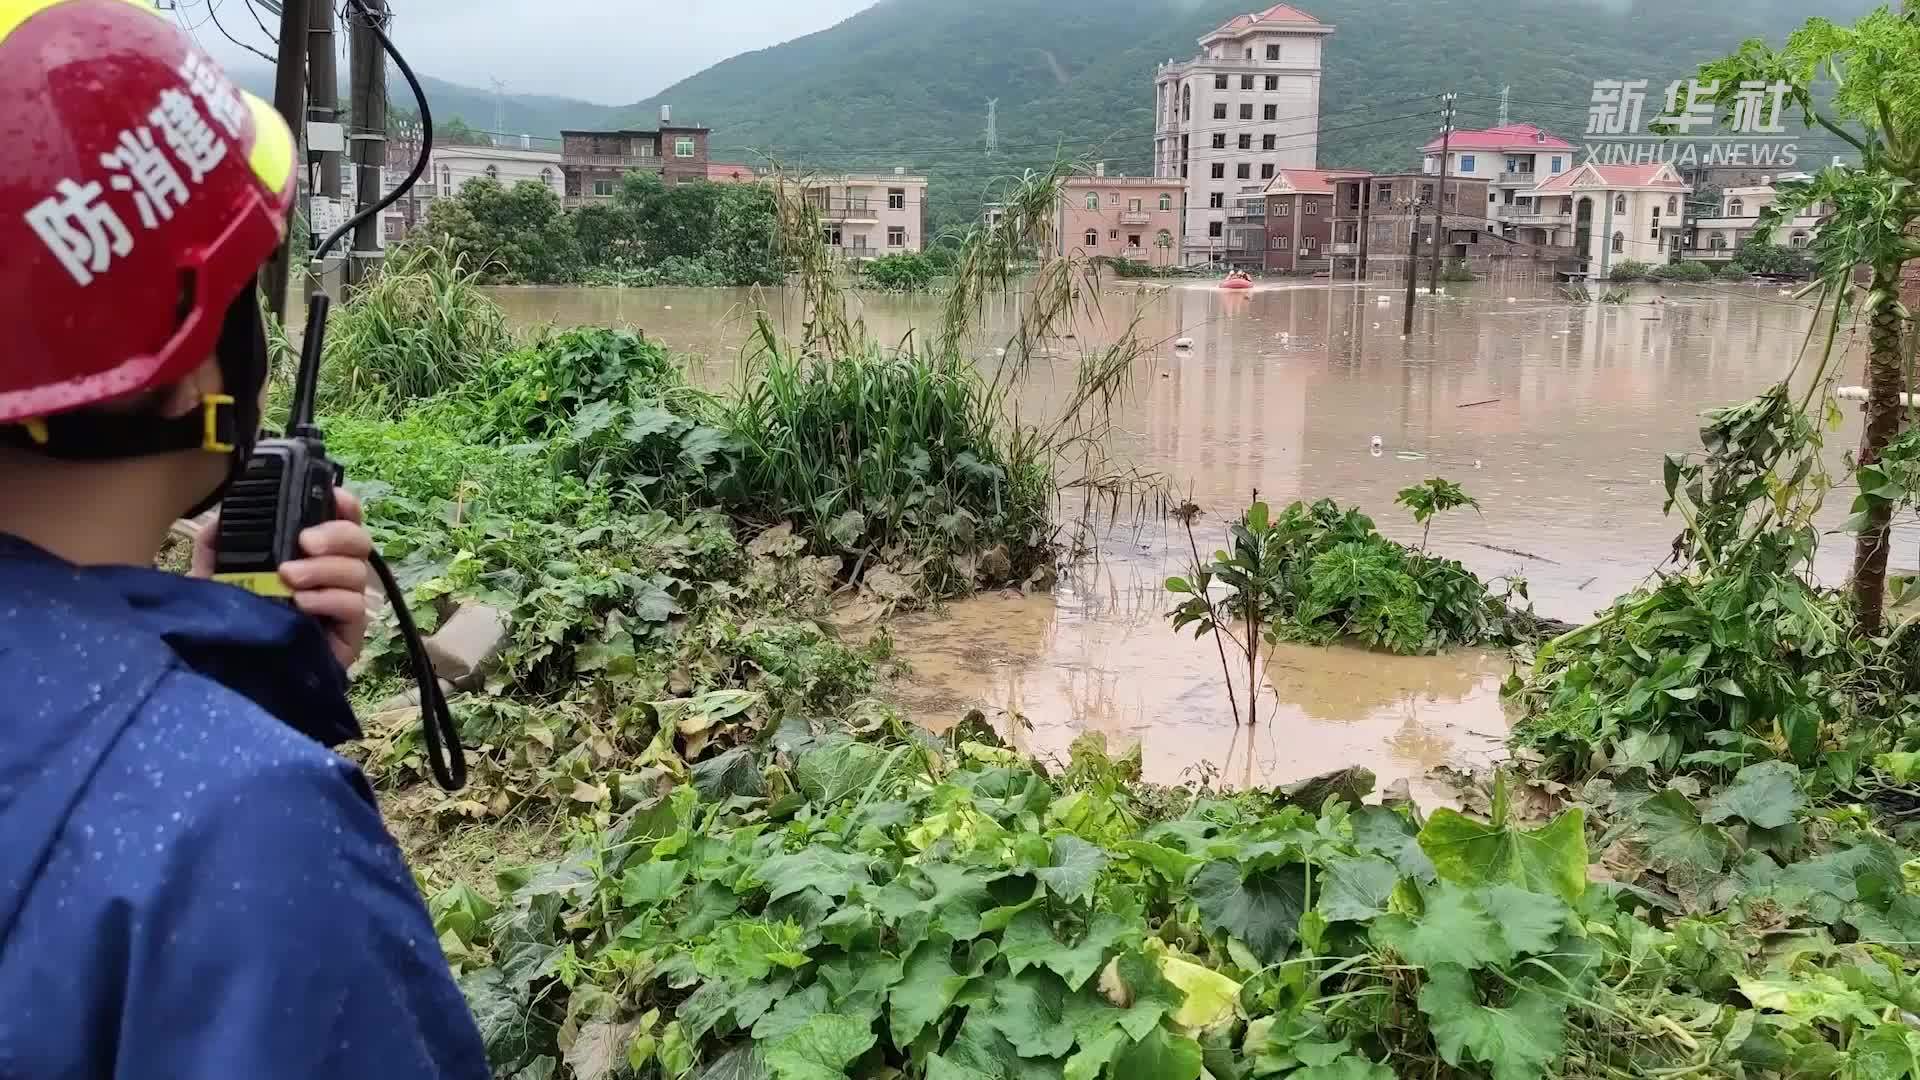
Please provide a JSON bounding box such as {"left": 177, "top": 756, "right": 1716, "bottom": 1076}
{"left": 1212, "top": 2, "right": 1323, "bottom": 33}
{"left": 1262, "top": 167, "right": 1365, "bottom": 195}
{"left": 1421, "top": 122, "right": 1573, "bottom": 153}
{"left": 705, "top": 162, "right": 758, "bottom": 181}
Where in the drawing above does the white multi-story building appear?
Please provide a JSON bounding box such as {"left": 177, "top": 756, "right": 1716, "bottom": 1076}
{"left": 1419, "top": 122, "right": 1574, "bottom": 246}
{"left": 1525, "top": 162, "right": 1691, "bottom": 278}
{"left": 1153, "top": 3, "right": 1332, "bottom": 265}
{"left": 382, "top": 144, "right": 564, "bottom": 240}
{"left": 1689, "top": 174, "right": 1826, "bottom": 264}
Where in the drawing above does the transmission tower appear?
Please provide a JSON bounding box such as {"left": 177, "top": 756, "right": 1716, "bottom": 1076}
{"left": 491, "top": 76, "right": 507, "bottom": 146}
{"left": 1498, "top": 85, "right": 1510, "bottom": 126}
{"left": 985, "top": 98, "right": 998, "bottom": 155}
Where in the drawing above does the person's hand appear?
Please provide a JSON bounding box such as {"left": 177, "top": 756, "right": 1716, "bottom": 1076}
{"left": 192, "top": 489, "right": 373, "bottom": 670}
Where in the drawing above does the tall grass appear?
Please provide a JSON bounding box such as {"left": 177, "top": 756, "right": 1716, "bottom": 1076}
{"left": 318, "top": 242, "right": 514, "bottom": 415}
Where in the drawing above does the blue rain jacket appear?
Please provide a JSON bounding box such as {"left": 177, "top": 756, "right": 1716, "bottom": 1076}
{"left": 0, "top": 535, "right": 488, "bottom": 1079}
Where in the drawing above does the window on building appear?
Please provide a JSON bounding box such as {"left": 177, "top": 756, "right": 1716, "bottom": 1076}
{"left": 1650, "top": 208, "right": 1661, "bottom": 240}
{"left": 1214, "top": 74, "right": 1228, "bottom": 89}
{"left": 1209, "top": 221, "right": 1223, "bottom": 237}
{"left": 1128, "top": 198, "right": 1142, "bottom": 212}
{"left": 1109, "top": 229, "right": 1119, "bottom": 240}
{"left": 1182, "top": 86, "right": 1191, "bottom": 121}
{"left": 1729, "top": 197, "right": 1745, "bottom": 216}
{"left": 1236, "top": 104, "right": 1251, "bottom": 120}
{"left": 1611, "top": 231, "right": 1624, "bottom": 253}
{"left": 1085, "top": 192, "right": 1099, "bottom": 210}
{"left": 1108, "top": 192, "right": 1121, "bottom": 206}
{"left": 593, "top": 179, "right": 615, "bottom": 196}
{"left": 1237, "top": 134, "right": 1251, "bottom": 150}
{"left": 1458, "top": 154, "right": 1474, "bottom": 172}
{"left": 1305, "top": 200, "right": 1318, "bottom": 215}
{"left": 438, "top": 164, "right": 451, "bottom": 194}
{"left": 1303, "top": 236, "right": 1316, "bottom": 251}
{"left": 1212, "top": 133, "right": 1226, "bottom": 149}
{"left": 1235, "top": 75, "right": 1249, "bottom": 90}
{"left": 1084, "top": 229, "right": 1098, "bottom": 247}
{"left": 1263, "top": 104, "right": 1277, "bottom": 121}
{"left": 888, "top": 226, "right": 906, "bottom": 247}
{"left": 1264, "top": 75, "right": 1278, "bottom": 91}
{"left": 1614, "top": 194, "right": 1627, "bottom": 214}
{"left": 1156, "top": 229, "right": 1172, "bottom": 248}
{"left": 1261, "top": 163, "right": 1274, "bottom": 179}
{"left": 1420, "top": 183, "right": 1434, "bottom": 203}
{"left": 1710, "top": 232, "right": 1727, "bottom": 249}
{"left": 1667, "top": 195, "right": 1678, "bottom": 215}
{"left": 1261, "top": 135, "right": 1275, "bottom": 151}
{"left": 1376, "top": 183, "right": 1392, "bottom": 203}
{"left": 1245, "top": 47, "right": 1253, "bottom": 58}
{"left": 1159, "top": 193, "right": 1172, "bottom": 210}
{"left": 1213, "top": 103, "right": 1228, "bottom": 120}
{"left": 1237, "top": 163, "right": 1251, "bottom": 179}
{"left": 1209, "top": 192, "right": 1224, "bottom": 208}
{"left": 1549, "top": 156, "right": 1563, "bottom": 172}
{"left": 540, "top": 167, "right": 554, "bottom": 188}
{"left": 674, "top": 137, "right": 696, "bottom": 158}
{"left": 1265, "top": 44, "right": 1280, "bottom": 59}
{"left": 888, "top": 188, "right": 906, "bottom": 209}
{"left": 1790, "top": 231, "right": 1809, "bottom": 248}
{"left": 1128, "top": 233, "right": 1142, "bottom": 247}
{"left": 1275, "top": 201, "right": 1290, "bottom": 216}
{"left": 1211, "top": 163, "right": 1225, "bottom": 179}
{"left": 1271, "top": 234, "right": 1286, "bottom": 249}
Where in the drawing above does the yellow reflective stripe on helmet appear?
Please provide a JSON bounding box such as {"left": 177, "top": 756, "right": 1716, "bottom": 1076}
{"left": 241, "top": 92, "right": 293, "bottom": 195}
{"left": 0, "top": 0, "right": 155, "bottom": 46}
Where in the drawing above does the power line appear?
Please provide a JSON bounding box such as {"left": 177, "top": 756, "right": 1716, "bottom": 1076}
{"left": 206, "top": 0, "right": 274, "bottom": 64}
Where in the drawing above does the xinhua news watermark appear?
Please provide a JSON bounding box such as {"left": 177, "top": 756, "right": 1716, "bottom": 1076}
{"left": 1585, "top": 79, "right": 1798, "bottom": 168}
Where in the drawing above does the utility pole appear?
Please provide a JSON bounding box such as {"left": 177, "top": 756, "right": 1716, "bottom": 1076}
{"left": 307, "top": 0, "right": 340, "bottom": 200}
{"left": 260, "top": 0, "right": 310, "bottom": 321}
{"left": 346, "top": 0, "right": 389, "bottom": 287}
{"left": 1403, "top": 207, "right": 1421, "bottom": 336}
{"left": 1427, "top": 91, "right": 1457, "bottom": 294}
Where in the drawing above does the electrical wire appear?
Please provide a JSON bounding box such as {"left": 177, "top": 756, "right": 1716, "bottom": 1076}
{"left": 206, "top": 0, "right": 273, "bottom": 65}
{"left": 242, "top": 0, "right": 276, "bottom": 47}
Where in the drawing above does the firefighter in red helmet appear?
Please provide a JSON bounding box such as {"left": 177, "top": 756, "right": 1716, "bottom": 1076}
{"left": 0, "top": 1, "right": 486, "bottom": 1074}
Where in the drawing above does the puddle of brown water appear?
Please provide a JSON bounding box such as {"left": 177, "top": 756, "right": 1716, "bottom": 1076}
{"left": 488, "top": 277, "right": 1891, "bottom": 798}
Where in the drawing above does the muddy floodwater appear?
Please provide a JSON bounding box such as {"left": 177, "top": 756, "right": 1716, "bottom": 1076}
{"left": 488, "top": 276, "right": 1889, "bottom": 799}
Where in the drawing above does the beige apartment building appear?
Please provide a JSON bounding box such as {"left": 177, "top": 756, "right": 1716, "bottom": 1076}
{"left": 1152, "top": 3, "right": 1332, "bottom": 265}
{"left": 1689, "top": 174, "right": 1826, "bottom": 264}
{"left": 1058, "top": 172, "right": 1184, "bottom": 265}
{"left": 798, "top": 171, "right": 928, "bottom": 258}
{"left": 1526, "top": 162, "right": 1691, "bottom": 278}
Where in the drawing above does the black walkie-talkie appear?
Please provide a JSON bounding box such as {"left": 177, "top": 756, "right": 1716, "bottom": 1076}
{"left": 212, "top": 294, "right": 341, "bottom": 600}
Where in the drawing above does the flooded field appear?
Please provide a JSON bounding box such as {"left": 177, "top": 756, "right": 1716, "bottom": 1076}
{"left": 488, "top": 276, "right": 1886, "bottom": 797}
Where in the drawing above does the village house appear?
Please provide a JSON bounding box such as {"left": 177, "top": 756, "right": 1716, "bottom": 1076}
{"left": 796, "top": 171, "right": 929, "bottom": 258}
{"left": 1261, "top": 168, "right": 1348, "bottom": 273}
{"left": 1688, "top": 173, "right": 1828, "bottom": 264}
{"left": 1420, "top": 122, "right": 1574, "bottom": 245}
{"left": 1526, "top": 162, "right": 1692, "bottom": 277}
{"left": 559, "top": 106, "right": 710, "bottom": 207}
{"left": 1060, "top": 169, "right": 1184, "bottom": 265}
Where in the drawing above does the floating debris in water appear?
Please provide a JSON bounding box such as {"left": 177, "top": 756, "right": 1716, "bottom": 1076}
{"left": 1506, "top": 297, "right": 1516, "bottom": 303}
{"left": 1395, "top": 450, "right": 1426, "bottom": 461}
{"left": 1174, "top": 336, "right": 1194, "bottom": 349}
{"left": 1369, "top": 435, "right": 1383, "bottom": 450}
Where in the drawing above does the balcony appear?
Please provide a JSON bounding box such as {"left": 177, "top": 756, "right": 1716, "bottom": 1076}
{"left": 1499, "top": 208, "right": 1572, "bottom": 227}
{"left": 1226, "top": 211, "right": 1267, "bottom": 224}
{"left": 815, "top": 198, "right": 881, "bottom": 222}
{"left": 837, "top": 244, "right": 879, "bottom": 260}
{"left": 567, "top": 152, "right": 658, "bottom": 169}
{"left": 1120, "top": 210, "right": 1151, "bottom": 225}
{"left": 1329, "top": 242, "right": 1358, "bottom": 255}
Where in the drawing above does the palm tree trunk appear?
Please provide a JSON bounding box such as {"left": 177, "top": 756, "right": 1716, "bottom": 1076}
{"left": 1852, "top": 265, "right": 1909, "bottom": 636}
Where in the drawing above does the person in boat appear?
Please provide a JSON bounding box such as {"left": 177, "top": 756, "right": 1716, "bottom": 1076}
{"left": 1225, "top": 269, "right": 1253, "bottom": 284}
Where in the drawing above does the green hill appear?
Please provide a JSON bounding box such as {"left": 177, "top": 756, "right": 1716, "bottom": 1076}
{"left": 605, "top": 0, "right": 1869, "bottom": 228}
{"left": 226, "top": 64, "right": 620, "bottom": 144}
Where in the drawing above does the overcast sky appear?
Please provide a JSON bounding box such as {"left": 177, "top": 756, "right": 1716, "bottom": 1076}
{"left": 184, "top": 0, "right": 877, "bottom": 104}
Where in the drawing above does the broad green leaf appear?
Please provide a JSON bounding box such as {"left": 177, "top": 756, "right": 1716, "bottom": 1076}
{"left": 944, "top": 1012, "right": 1065, "bottom": 1080}
{"left": 752, "top": 984, "right": 830, "bottom": 1041}
{"left": 1318, "top": 854, "right": 1399, "bottom": 922}
{"left": 1847, "top": 1023, "right": 1920, "bottom": 1080}
{"left": 693, "top": 748, "right": 765, "bottom": 799}
{"left": 1477, "top": 883, "right": 1569, "bottom": 957}
{"left": 890, "top": 935, "right": 967, "bottom": 1048}
{"left": 763, "top": 1014, "right": 877, "bottom": 1080}
{"left": 693, "top": 1046, "right": 770, "bottom": 1080}
{"left": 1701, "top": 761, "right": 1805, "bottom": 830}
{"left": 619, "top": 860, "right": 688, "bottom": 907}
{"left": 794, "top": 735, "right": 890, "bottom": 804}
{"left": 1370, "top": 882, "right": 1505, "bottom": 969}
{"left": 1633, "top": 790, "right": 1732, "bottom": 873}
{"left": 1418, "top": 807, "right": 1587, "bottom": 903}
{"left": 1036, "top": 836, "right": 1109, "bottom": 905}
{"left": 920, "top": 862, "right": 998, "bottom": 941}
{"left": 927, "top": 1054, "right": 999, "bottom": 1080}
{"left": 985, "top": 970, "right": 1076, "bottom": 1058}
{"left": 1002, "top": 910, "right": 1134, "bottom": 991}
{"left": 1418, "top": 967, "right": 1566, "bottom": 1080}
{"left": 1299, "top": 1057, "right": 1396, "bottom": 1080}
{"left": 1063, "top": 1027, "right": 1127, "bottom": 1080}
{"left": 1116, "top": 840, "right": 1202, "bottom": 883}
{"left": 1156, "top": 949, "right": 1241, "bottom": 1030}
{"left": 1738, "top": 974, "right": 1880, "bottom": 1026}
{"left": 1191, "top": 861, "right": 1309, "bottom": 963}
{"left": 1110, "top": 1027, "right": 1204, "bottom": 1080}
{"left": 758, "top": 848, "right": 871, "bottom": 902}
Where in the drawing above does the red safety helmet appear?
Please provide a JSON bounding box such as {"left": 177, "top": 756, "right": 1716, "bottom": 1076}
{"left": 0, "top": 0, "right": 297, "bottom": 428}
